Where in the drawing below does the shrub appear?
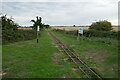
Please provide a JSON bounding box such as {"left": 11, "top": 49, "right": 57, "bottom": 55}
{"left": 83, "top": 29, "right": 119, "bottom": 38}
{"left": 89, "top": 20, "right": 112, "bottom": 31}
{"left": 2, "top": 30, "right": 37, "bottom": 44}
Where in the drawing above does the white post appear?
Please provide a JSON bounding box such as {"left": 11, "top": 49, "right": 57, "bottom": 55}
{"left": 37, "top": 26, "right": 39, "bottom": 44}
{"left": 37, "top": 26, "right": 39, "bottom": 32}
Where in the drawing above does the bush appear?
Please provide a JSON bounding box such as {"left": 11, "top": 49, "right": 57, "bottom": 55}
{"left": 83, "top": 29, "right": 119, "bottom": 38}
{"left": 2, "top": 30, "right": 37, "bottom": 44}
{"left": 89, "top": 20, "right": 112, "bottom": 31}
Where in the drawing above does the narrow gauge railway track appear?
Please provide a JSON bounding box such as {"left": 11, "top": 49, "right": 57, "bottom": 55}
{"left": 48, "top": 30, "right": 103, "bottom": 80}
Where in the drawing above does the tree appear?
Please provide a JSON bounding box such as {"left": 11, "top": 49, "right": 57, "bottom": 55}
{"left": 44, "top": 24, "right": 50, "bottom": 29}
{"left": 73, "top": 25, "right": 76, "bottom": 27}
{"left": 0, "top": 14, "right": 18, "bottom": 30}
{"left": 89, "top": 20, "right": 112, "bottom": 31}
{"left": 30, "top": 16, "right": 43, "bottom": 30}
{"left": 30, "top": 19, "right": 37, "bottom": 29}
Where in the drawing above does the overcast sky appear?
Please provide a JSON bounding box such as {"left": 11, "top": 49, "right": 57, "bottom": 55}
{"left": 1, "top": 0, "right": 119, "bottom": 26}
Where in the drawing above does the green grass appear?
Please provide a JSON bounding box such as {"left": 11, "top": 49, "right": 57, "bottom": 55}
{"left": 52, "top": 30, "right": 118, "bottom": 78}
{"left": 2, "top": 31, "right": 86, "bottom": 78}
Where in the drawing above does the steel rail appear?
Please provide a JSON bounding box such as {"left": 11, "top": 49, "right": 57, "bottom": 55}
{"left": 48, "top": 30, "right": 103, "bottom": 80}
{"left": 66, "top": 48, "right": 102, "bottom": 80}
{"left": 54, "top": 38, "right": 91, "bottom": 79}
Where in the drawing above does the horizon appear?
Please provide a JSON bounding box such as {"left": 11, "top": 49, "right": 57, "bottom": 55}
{"left": 18, "top": 24, "right": 118, "bottom": 27}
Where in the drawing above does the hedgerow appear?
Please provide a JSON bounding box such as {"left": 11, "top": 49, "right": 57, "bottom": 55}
{"left": 2, "top": 30, "right": 37, "bottom": 44}
{"left": 53, "top": 29, "right": 119, "bottom": 39}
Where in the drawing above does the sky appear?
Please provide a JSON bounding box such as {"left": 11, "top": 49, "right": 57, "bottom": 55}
{"left": 1, "top": 0, "right": 119, "bottom": 26}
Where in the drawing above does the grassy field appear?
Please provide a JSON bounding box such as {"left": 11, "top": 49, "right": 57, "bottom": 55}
{"left": 52, "top": 30, "right": 118, "bottom": 78}
{"left": 2, "top": 31, "right": 87, "bottom": 78}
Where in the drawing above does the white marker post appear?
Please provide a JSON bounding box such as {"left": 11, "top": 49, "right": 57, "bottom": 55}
{"left": 77, "top": 28, "right": 84, "bottom": 40}
{"left": 37, "top": 26, "right": 40, "bottom": 44}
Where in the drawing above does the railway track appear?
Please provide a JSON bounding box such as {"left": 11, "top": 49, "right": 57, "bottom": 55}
{"left": 48, "top": 30, "right": 103, "bottom": 80}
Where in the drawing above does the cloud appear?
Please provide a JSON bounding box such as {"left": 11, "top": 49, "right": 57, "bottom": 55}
{"left": 1, "top": 1, "right": 118, "bottom": 26}
{"left": 2, "top": 0, "right": 119, "bottom": 3}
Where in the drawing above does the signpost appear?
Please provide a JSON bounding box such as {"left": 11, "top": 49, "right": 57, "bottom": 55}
{"left": 78, "top": 28, "right": 83, "bottom": 34}
{"left": 31, "top": 16, "right": 42, "bottom": 47}
{"left": 77, "top": 28, "right": 84, "bottom": 40}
